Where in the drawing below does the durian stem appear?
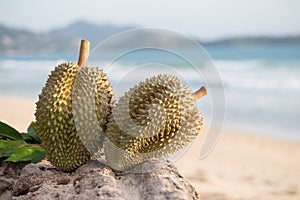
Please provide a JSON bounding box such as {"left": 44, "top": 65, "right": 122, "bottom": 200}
{"left": 77, "top": 39, "right": 90, "bottom": 67}
{"left": 193, "top": 86, "right": 208, "bottom": 100}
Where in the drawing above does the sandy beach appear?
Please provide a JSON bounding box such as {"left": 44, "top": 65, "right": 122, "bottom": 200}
{"left": 176, "top": 129, "right": 300, "bottom": 200}
{"left": 1, "top": 95, "right": 299, "bottom": 200}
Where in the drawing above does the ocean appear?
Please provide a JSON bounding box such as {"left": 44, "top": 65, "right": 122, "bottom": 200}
{"left": 0, "top": 44, "right": 300, "bottom": 140}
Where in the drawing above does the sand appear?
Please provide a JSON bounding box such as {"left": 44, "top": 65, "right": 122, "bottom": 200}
{"left": 0, "top": 96, "right": 37, "bottom": 131}
{"left": 1, "top": 95, "right": 299, "bottom": 200}
{"left": 175, "top": 129, "right": 300, "bottom": 200}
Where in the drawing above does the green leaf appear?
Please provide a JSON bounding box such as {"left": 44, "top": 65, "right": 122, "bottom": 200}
{"left": 0, "top": 140, "right": 25, "bottom": 157}
{"left": 0, "top": 121, "right": 22, "bottom": 140}
{"left": 20, "top": 133, "right": 36, "bottom": 144}
{"left": 5, "top": 145, "right": 46, "bottom": 163}
{"left": 0, "top": 122, "right": 46, "bottom": 164}
{"left": 26, "top": 122, "right": 41, "bottom": 143}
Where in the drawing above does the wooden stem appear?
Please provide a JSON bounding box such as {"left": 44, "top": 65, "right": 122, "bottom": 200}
{"left": 193, "top": 86, "right": 208, "bottom": 100}
{"left": 77, "top": 39, "right": 90, "bottom": 67}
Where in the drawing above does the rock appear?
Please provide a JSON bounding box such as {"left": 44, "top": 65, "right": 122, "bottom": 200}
{"left": 0, "top": 160, "right": 200, "bottom": 200}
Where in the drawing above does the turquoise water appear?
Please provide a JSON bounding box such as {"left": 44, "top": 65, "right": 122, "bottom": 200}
{"left": 0, "top": 44, "right": 300, "bottom": 140}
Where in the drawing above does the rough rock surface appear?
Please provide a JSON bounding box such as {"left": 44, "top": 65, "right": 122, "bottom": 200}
{"left": 0, "top": 160, "right": 200, "bottom": 200}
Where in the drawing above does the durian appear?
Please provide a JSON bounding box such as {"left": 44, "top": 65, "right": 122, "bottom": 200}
{"left": 104, "top": 74, "right": 207, "bottom": 171}
{"left": 35, "top": 40, "right": 113, "bottom": 171}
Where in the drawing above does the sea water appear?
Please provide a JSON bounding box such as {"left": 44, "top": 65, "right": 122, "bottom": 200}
{"left": 0, "top": 44, "right": 299, "bottom": 140}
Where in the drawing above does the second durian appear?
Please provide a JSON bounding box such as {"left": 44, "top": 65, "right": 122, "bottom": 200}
{"left": 104, "top": 74, "right": 205, "bottom": 171}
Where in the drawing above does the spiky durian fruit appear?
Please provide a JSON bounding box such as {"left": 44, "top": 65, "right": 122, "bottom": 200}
{"left": 72, "top": 67, "right": 113, "bottom": 156}
{"left": 35, "top": 40, "right": 113, "bottom": 172}
{"left": 104, "top": 74, "right": 203, "bottom": 171}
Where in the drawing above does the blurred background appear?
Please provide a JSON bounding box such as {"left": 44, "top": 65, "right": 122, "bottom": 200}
{"left": 1, "top": 0, "right": 299, "bottom": 139}
{"left": 0, "top": 1, "right": 300, "bottom": 199}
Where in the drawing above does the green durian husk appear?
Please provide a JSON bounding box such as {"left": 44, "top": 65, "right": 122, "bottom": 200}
{"left": 104, "top": 74, "right": 202, "bottom": 171}
{"left": 35, "top": 62, "right": 113, "bottom": 172}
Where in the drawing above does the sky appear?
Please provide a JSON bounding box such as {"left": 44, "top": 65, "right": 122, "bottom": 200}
{"left": 1, "top": 0, "right": 300, "bottom": 40}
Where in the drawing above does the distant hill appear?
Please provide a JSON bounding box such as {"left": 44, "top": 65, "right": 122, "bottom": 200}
{"left": 49, "top": 21, "right": 135, "bottom": 44}
{"left": 1, "top": 21, "right": 300, "bottom": 56}
{"left": 0, "top": 24, "right": 73, "bottom": 54}
{"left": 204, "top": 36, "right": 300, "bottom": 47}
{"left": 0, "top": 21, "right": 136, "bottom": 55}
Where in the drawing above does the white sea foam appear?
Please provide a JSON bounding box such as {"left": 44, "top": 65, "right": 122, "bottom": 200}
{"left": 213, "top": 59, "right": 300, "bottom": 91}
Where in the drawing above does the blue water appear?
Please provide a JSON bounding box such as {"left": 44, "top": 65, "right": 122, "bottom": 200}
{"left": 0, "top": 44, "right": 300, "bottom": 140}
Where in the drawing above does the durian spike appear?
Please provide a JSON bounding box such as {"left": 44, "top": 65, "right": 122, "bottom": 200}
{"left": 77, "top": 39, "right": 90, "bottom": 67}
{"left": 193, "top": 86, "right": 208, "bottom": 100}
